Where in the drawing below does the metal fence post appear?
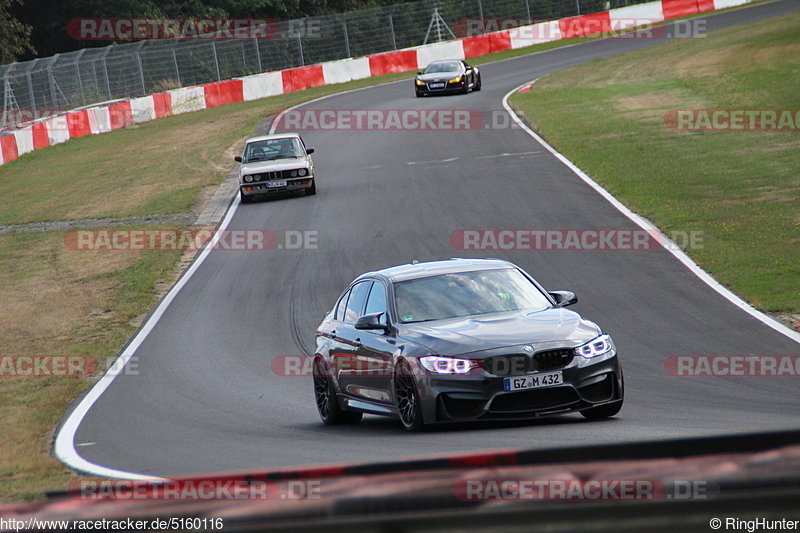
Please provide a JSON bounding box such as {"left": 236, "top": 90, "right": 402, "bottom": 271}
{"left": 477, "top": 0, "right": 484, "bottom": 33}
{"left": 297, "top": 34, "right": 305, "bottom": 66}
{"left": 171, "top": 43, "right": 182, "bottom": 86}
{"left": 48, "top": 61, "right": 58, "bottom": 109}
{"left": 343, "top": 15, "right": 352, "bottom": 58}
{"left": 27, "top": 71, "right": 36, "bottom": 115}
{"left": 576, "top": 0, "right": 581, "bottom": 15}
{"left": 211, "top": 41, "right": 221, "bottom": 81}
{"left": 74, "top": 49, "right": 86, "bottom": 106}
{"left": 253, "top": 37, "right": 262, "bottom": 73}
{"left": 101, "top": 47, "right": 112, "bottom": 99}
{"left": 388, "top": 13, "right": 397, "bottom": 50}
{"left": 524, "top": 0, "right": 532, "bottom": 23}
{"left": 135, "top": 49, "right": 146, "bottom": 94}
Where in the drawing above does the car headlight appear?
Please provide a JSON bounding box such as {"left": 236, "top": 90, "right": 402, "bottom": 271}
{"left": 415, "top": 79, "right": 425, "bottom": 86}
{"left": 419, "top": 356, "right": 474, "bottom": 374}
{"left": 298, "top": 168, "right": 308, "bottom": 177}
{"left": 243, "top": 175, "right": 254, "bottom": 183}
{"left": 449, "top": 76, "right": 462, "bottom": 83}
{"left": 575, "top": 334, "right": 613, "bottom": 359}
{"left": 289, "top": 170, "right": 298, "bottom": 177}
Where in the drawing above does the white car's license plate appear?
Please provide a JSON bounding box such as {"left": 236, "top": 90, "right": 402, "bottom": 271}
{"left": 266, "top": 180, "right": 287, "bottom": 188}
{"left": 503, "top": 371, "right": 563, "bottom": 392}
{"left": 429, "top": 83, "right": 445, "bottom": 88}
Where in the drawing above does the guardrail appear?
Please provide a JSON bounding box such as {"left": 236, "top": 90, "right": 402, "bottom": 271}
{"left": 0, "top": 0, "right": 753, "bottom": 167}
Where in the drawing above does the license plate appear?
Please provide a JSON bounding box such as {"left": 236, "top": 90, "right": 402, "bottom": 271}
{"left": 429, "top": 83, "right": 445, "bottom": 88}
{"left": 266, "top": 180, "right": 287, "bottom": 188}
{"left": 503, "top": 371, "right": 563, "bottom": 392}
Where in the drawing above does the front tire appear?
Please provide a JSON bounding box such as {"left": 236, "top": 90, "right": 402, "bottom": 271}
{"left": 393, "top": 361, "right": 425, "bottom": 431}
{"left": 474, "top": 74, "right": 482, "bottom": 91}
{"left": 240, "top": 190, "right": 251, "bottom": 204}
{"left": 306, "top": 179, "right": 316, "bottom": 196}
{"left": 313, "top": 358, "right": 362, "bottom": 425}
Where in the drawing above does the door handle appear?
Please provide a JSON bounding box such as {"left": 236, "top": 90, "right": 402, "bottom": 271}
{"left": 330, "top": 330, "right": 339, "bottom": 340}
{"left": 353, "top": 338, "right": 363, "bottom": 348}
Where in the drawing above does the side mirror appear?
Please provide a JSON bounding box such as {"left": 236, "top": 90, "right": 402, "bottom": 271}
{"left": 416, "top": 71, "right": 422, "bottom": 76}
{"left": 355, "top": 313, "right": 388, "bottom": 332}
{"left": 234, "top": 156, "right": 242, "bottom": 163}
{"left": 549, "top": 290, "right": 578, "bottom": 307}
{"left": 306, "top": 147, "right": 315, "bottom": 155}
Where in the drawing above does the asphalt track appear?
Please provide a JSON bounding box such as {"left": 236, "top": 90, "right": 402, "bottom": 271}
{"left": 62, "top": 0, "right": 800, "bottom": 477}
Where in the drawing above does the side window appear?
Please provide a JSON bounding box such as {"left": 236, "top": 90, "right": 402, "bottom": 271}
{"left": 334, "top": 288, "right": 351, "bottom": 321}
{"left": 343, "top": 281, "right": 371, "bottom": 325}
{"left": 364, "top": 281, "right": 387, "bottom": 322}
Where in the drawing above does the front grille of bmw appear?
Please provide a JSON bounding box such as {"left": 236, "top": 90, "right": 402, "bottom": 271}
{"left": 484, "top": 349, "right": 575, "bottom": 376}
{"left": 248, "top": 170, "right": 302, "bottom": 182}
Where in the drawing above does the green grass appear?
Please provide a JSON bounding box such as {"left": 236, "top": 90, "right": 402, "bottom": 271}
{"left": 510, "top": 12, "right": 800, "bottom": 313}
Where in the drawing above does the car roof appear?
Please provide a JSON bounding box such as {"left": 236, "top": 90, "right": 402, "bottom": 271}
{"left": 359, "top": 258, "right": 515, "bottom": 283}
{"left": 245, "top": 133, "right": 301, "bottom": 143}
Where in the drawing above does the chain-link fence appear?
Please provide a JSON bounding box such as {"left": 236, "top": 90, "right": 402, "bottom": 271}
{"left": 1, "top": 0, "right": 649, "bottom": 129}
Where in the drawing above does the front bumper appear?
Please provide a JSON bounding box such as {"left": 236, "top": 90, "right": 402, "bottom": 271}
{"left": 415, "top": 353, "right": 622, "bottom": 424}
{"left": 240, "top": 177, "right": 314, "bottom": 197}
{"left": 416, "top": 80, "right": 466, "bottom": 95}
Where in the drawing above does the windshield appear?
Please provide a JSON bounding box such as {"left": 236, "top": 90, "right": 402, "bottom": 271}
{"left": 394, "top": 268, "right": 551, "bottom": 323}
{"left": 423, "top": 61, "right": 463, "bottom": 74}
{"left": 243, "top": 137, "right": 304, "bottom": 162}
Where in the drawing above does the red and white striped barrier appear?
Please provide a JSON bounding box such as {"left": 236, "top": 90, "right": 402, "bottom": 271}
{"left": 0, "top": 0, "right": 754, "bottom": 167}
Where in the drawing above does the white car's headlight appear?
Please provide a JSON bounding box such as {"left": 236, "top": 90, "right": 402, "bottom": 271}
{"left": 289, "top": 170, "right": 298, "bottom": 177}
{"left": 298, "top": 168, "right": 308, "bottom": 177}
{"left": 243, "top": 175, "right": 254, "bottom": 183}
{"left": 576, "top": 334, "right": 613, "bottom": 359}
{"left": 419, "top": 356, "right": 474, "bottom": 374}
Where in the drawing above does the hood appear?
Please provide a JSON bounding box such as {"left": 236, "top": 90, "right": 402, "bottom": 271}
{"left": 240, "top": 156, "right": 311, "bottom": 175}
{"left": 417, "top": 72, "right": 462, "bottom": 82}
{"left": 399, "top": 307, "right": 601, "bottom": 356}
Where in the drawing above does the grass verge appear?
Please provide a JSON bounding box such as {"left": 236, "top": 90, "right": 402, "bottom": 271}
{"left": 509, "top": 11, "right": 799, "bottom": 314}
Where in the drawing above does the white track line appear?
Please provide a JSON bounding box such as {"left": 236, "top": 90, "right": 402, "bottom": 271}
{"left": 502, "top": 80, "right": 800, "bottom": 345}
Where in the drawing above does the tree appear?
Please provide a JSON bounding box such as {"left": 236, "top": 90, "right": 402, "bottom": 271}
{"left": 0, "top": 0, "right": 35, "bottom": 63}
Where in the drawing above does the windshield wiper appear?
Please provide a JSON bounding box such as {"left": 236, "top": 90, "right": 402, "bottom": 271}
{"left": 265, "top": 155, "right": 298, "bottom": 160}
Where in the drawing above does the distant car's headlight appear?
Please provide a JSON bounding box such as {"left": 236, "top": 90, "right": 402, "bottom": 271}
{"left": 289, "top": 170, "right": 298, "bottom": 177}
{"left": 419, "top": 356, "right": 474, "bottom": 374}
{"left": 449, "top": 76, "right": 462, "bottom": 83}
{"left": 576, "top": 334, "right": 613, "bottom": 359}
{"left": 298, "top": 168, "right": 308, "bottom": 177}
{"left": 415, "top": 79, "right": 425, "bottom": 86}
{"left": 243, "top": 175, "right": 254, "bottom": 183}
